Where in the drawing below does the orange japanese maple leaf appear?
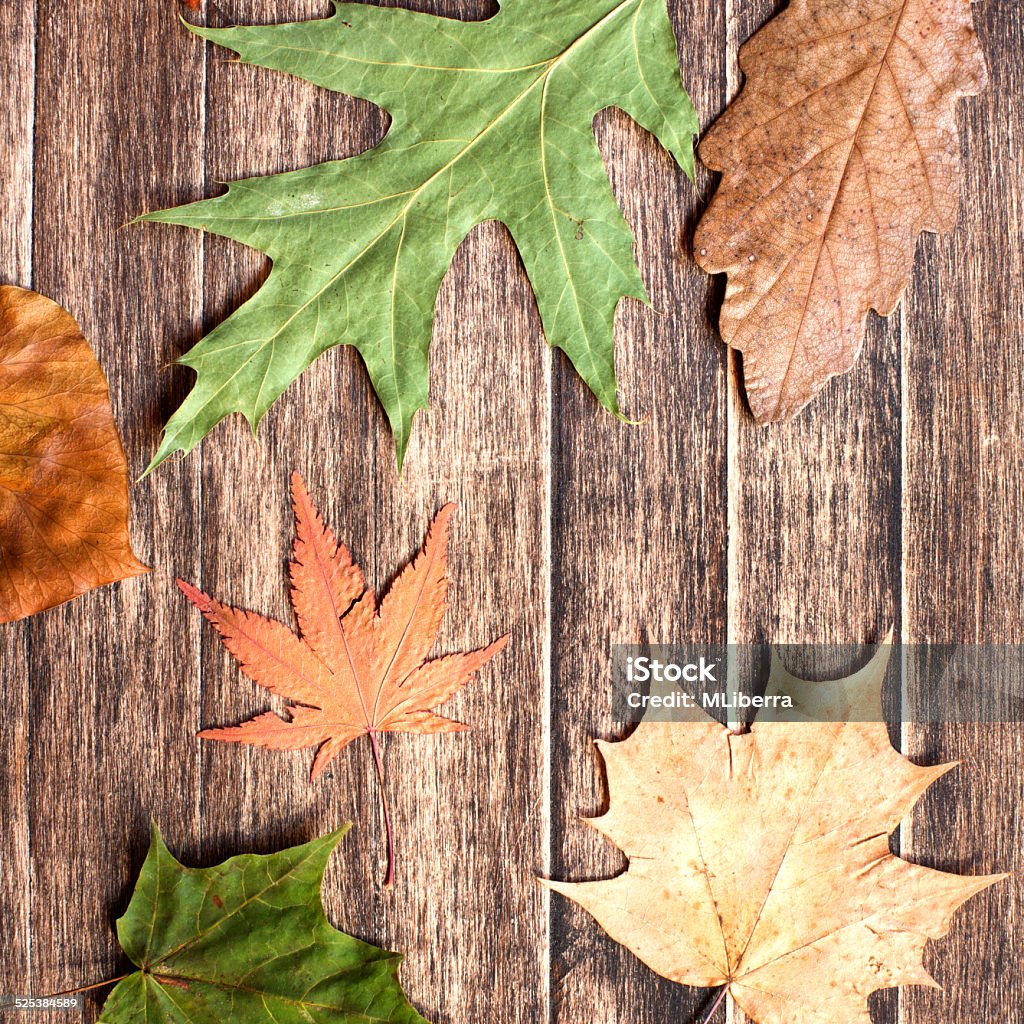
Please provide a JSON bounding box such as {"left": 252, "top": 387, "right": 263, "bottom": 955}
{"left": 179, "top": 472, "right": 507, "bottom": 885}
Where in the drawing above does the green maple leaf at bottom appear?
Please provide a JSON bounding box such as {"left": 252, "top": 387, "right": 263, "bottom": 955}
{"left": 98, "top": 825, "right": 429, "bottom": 1024}
{"left": 142, "top": 0, "right": 697, "bottom": 472}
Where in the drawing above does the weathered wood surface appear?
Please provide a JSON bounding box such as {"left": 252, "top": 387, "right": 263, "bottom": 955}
{"left": 0, "top": 1, "right": 35, "bottom": 1006}
{"left": 24, "top": 0, "right": 207, "bottom": 1010}
{"left": 722, "top": 0, "right": 903, "bottom": 1021}
{"left": 901, "top": 5, "right": 1024, "bottom": 1022}
{"left": 0, "top": 2, "right": 1021, "bottom": 1023}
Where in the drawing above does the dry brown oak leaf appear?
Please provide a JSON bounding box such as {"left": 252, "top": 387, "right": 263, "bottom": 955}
{"left": 0, "top": 286, "right": 147, "bottom": 624}
{"left": 180, "top": 472, "right": 507, "bottom": 886}
{"left": 547, "top": 643, "right": 1005, "bottom": 1024}
{"left": 694, "top": 0, "right": 987, "bottom": 423}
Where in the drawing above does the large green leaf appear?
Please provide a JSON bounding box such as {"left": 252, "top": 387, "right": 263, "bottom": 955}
{"left": 98, "top": 825, "right": 429, "bottom": 1024}
{"left": 144, "top": 0, "right": 697, "bottom": 471}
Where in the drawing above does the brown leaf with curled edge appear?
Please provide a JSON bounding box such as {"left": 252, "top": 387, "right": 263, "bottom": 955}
{"left": 0, "top": 286, "right": 148, "bottom": 624}
{"left": 546, "top": 643, "right": 1006, "bottom": 1024}
{"left": 181, "top": 472, "right": 508, "bottom": 886}
{"left": 694, "top": 1, "right": 987, "bottom": 423}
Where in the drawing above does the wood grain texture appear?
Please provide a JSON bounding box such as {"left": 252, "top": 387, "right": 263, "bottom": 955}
{"left": 901, "top": 3, "right": 1024, "bottom": 1023}
{"left": 0, "top": 2, "right": 1022, "bottom": 1024}
{"left": 722, "top": 2, "right": 920, "bottom": 1023}
{"left": 192, "top": 0, "right": 386, "bottom": 997}
{"left": 548, "top": 1, "right": 729, "bottom": 1021}
{"left": 0, "top": 1, "right": 33, "bottom": 288}
{"left": 18, "top": 0, "right": 206, "bottom": 1016}
{"left": 192, "top": 1, "right": 548, "bottom": 1022}
{"left": 0, "top": 0, "right": 35, "bottom": 1005}
{"left": 368, "top": 210, "right": 550, "bottom": 1022}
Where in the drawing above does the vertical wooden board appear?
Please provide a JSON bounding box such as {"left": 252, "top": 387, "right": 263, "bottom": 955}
{"left": 361, "top": 0, "right": 549, "bottom": 1017}
{"left": 368, "top": 217, "right": 550, "bottom": 1023}
{"left": 26, "top": 1, "right": 205, "bottom": 1018}
{"left": 726, "top": 342, "right": 902, "bottom": 1024}
{"left": 722, "top": 3, "right": 902, "bottom": 647}
{"left": 722, "top": 3, "right": 903, "bottom": 1023}
{"left": 726, "top": 317, "right": 902, "bottom": 647}
{"left": 0, "top": 0, "right": 35, "bottom": 1002}
{"left": 195, "top": 0, "right": 549, "bottom": 1018}
{"left": 193, "top": 8, "right": 541, "bottom": 1024}
{"left": 0, "top": 623, "right": 30, "bottom": 998}
{"left": 549, "top": 1, "right": 729, "bottom": 1021}
{"left": 192, "top": 0, "right": 384, "bottom": 943}
{"left": 902, "top": 4, "right": 1024, "bottom": 1022}
{"left": 0, "top": 2, "right": 33, "bottom": 287}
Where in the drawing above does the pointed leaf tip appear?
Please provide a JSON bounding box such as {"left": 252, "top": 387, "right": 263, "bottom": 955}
{"left": 176, "top": 578, "right": 210, "bottom": 610}
{"left": 289, "top": 470, "right": 313, "bottom": 520}
{"left": 432, "top": 501, "right": 457, "bottom": 531}
{"left": 147, "top": 820, "right": 168, "bottom": 852}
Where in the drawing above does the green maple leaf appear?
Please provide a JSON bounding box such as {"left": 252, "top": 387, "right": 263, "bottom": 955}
{"left": 98, "top": 825, "right": 428, "bottom": 1024}
{"left": 143, "top": 0, "right": 697, "bottom": 472}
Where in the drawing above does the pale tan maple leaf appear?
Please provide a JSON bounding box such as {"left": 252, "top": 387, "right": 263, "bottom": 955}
{"left": 546, "top": 644, "right": 1005, "bottom": 1024}
{"left": 695, "top": 0, "right": 988, "bottom": 423}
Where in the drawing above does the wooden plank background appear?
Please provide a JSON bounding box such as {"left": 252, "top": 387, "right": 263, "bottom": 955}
{"left": 0, "top": 1, "right": 1020, "bottom": 1023}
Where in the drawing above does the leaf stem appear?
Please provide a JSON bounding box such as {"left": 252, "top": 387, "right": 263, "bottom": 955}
{"left": 40, "top": 974, "right": 131, "bottom": 998}
{"left": 699, "top": 986, "right": 728, "bottom": 1024}
{"left": 368, "top": 729, "right": 395, "bottom": 887}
